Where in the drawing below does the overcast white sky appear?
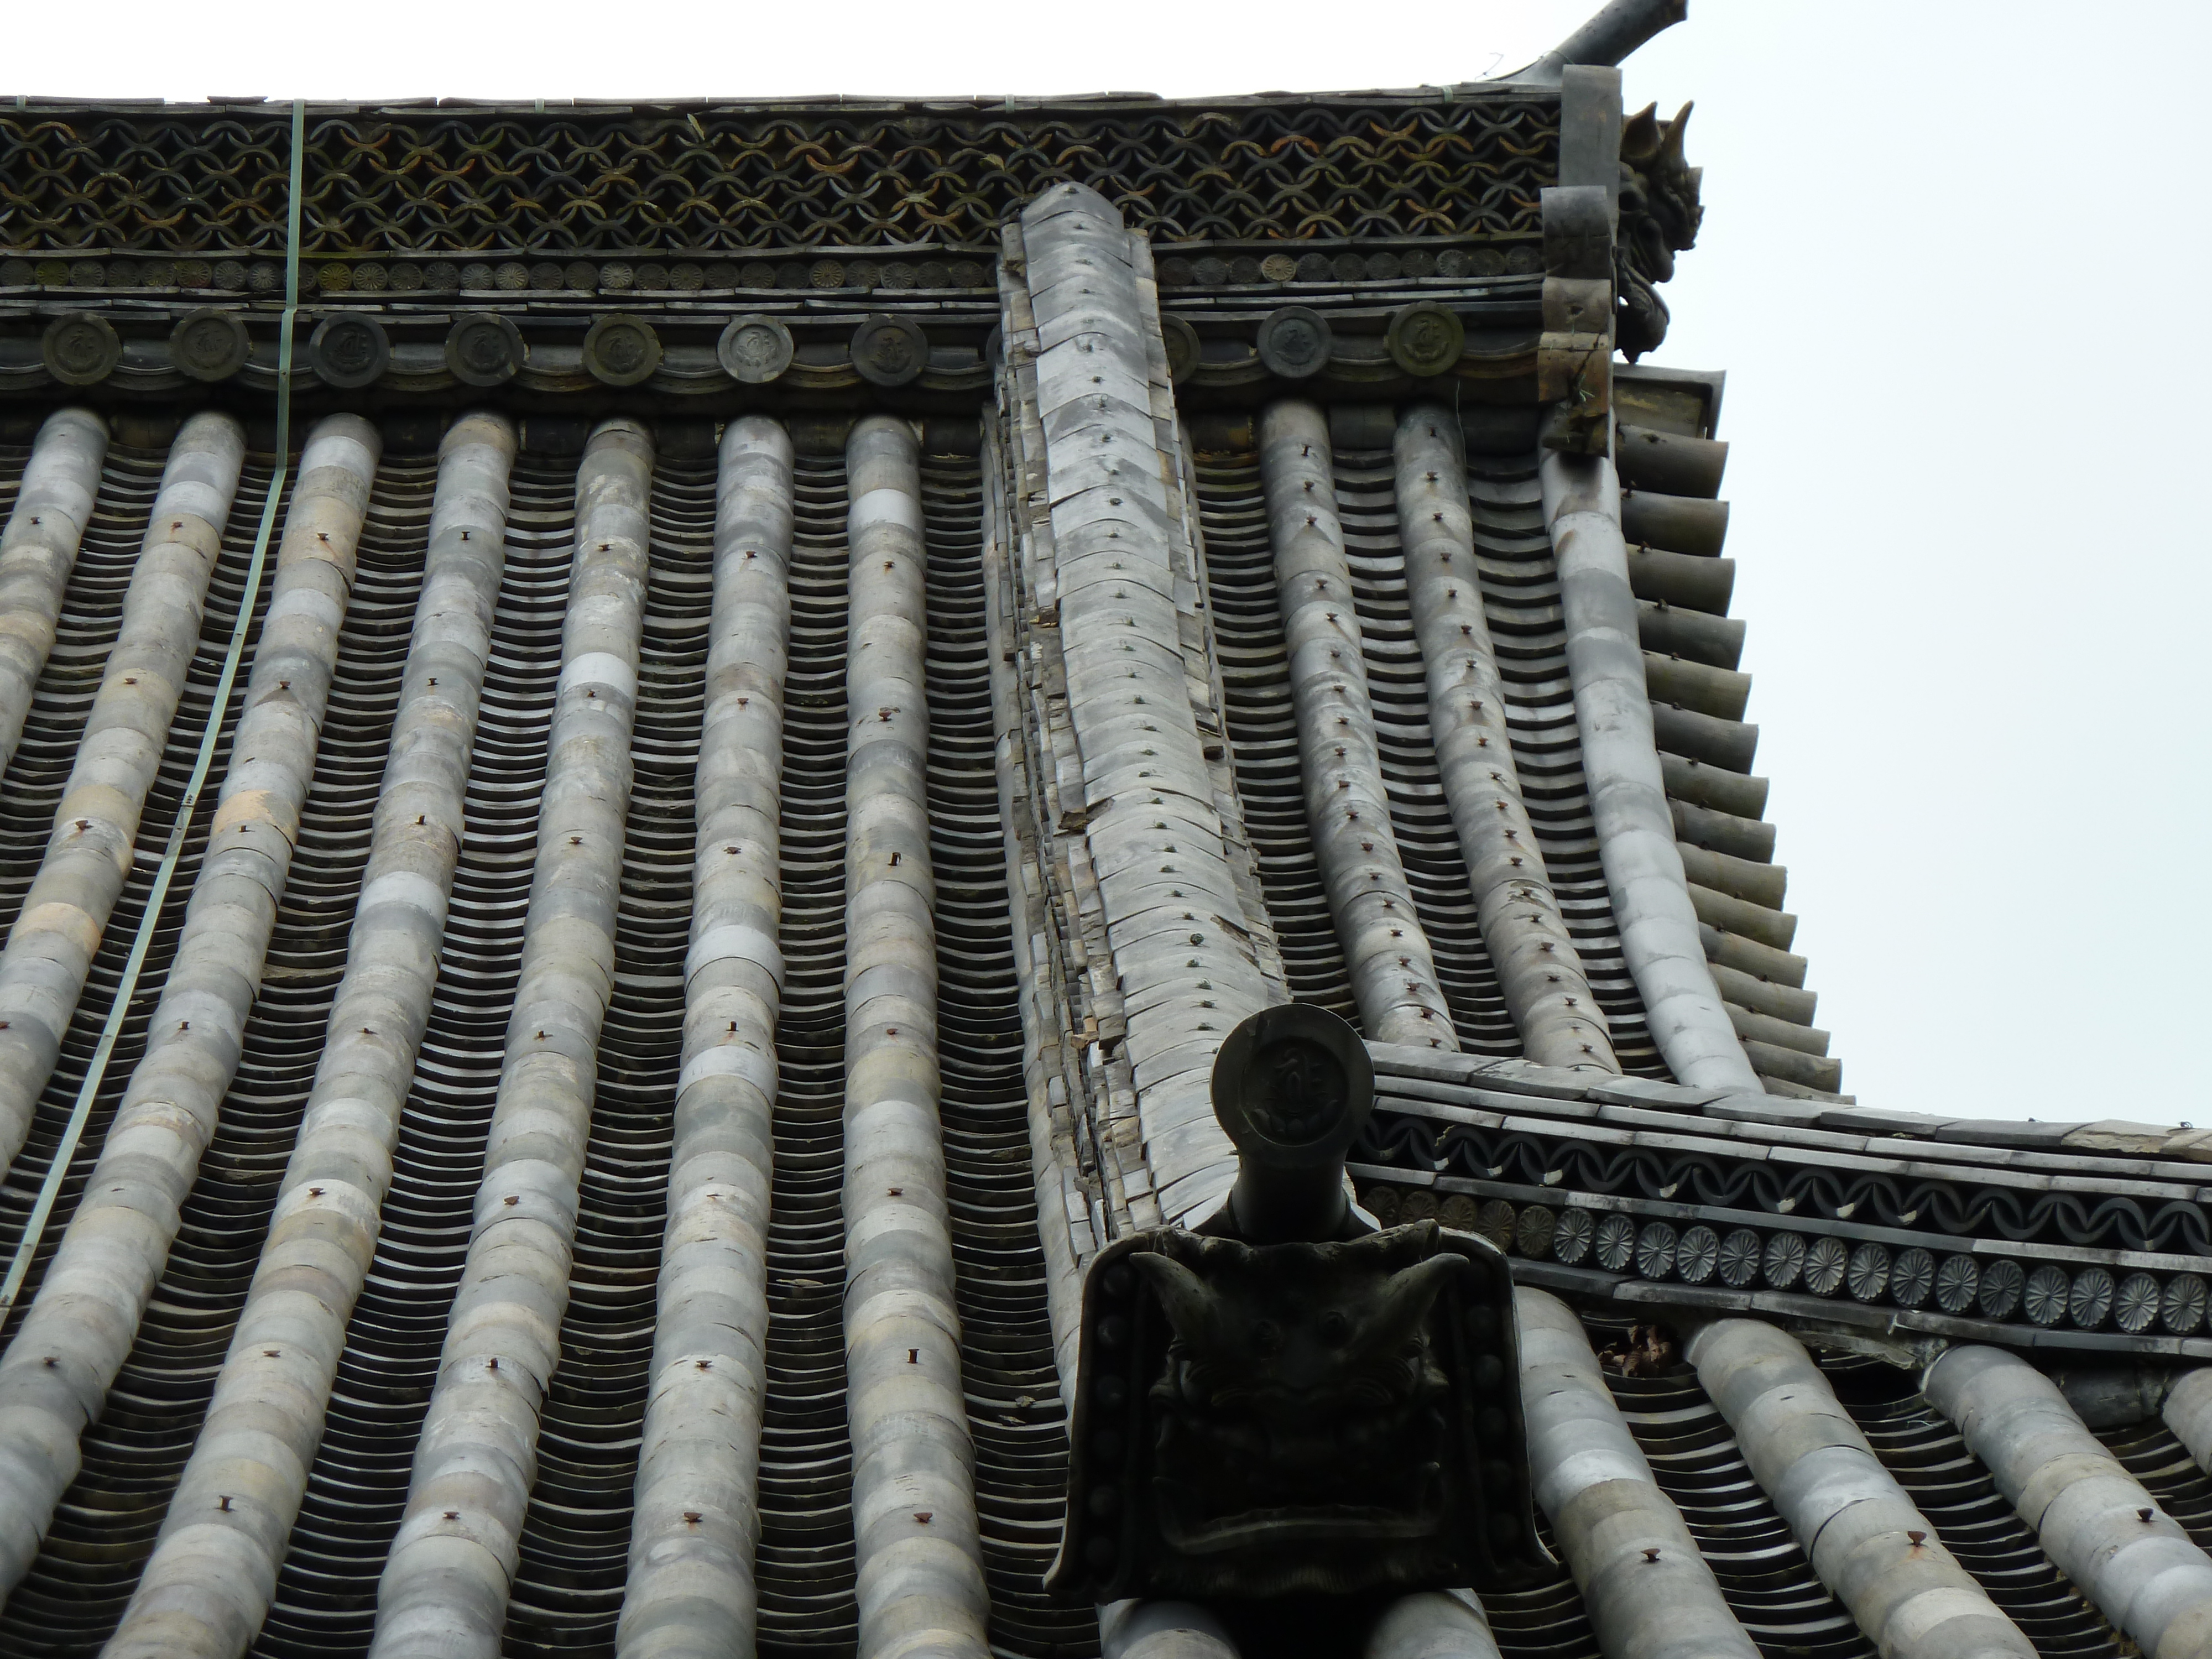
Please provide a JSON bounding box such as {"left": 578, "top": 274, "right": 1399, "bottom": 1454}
{"left": 9, "top": 1, "right": 2206, "bottom": 1123}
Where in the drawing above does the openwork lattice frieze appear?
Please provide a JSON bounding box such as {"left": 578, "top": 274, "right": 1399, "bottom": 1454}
{"left": 0, "top": 97, "right": 1558, "bottom": 258}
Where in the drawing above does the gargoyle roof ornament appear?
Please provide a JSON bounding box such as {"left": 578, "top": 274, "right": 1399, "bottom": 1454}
{"left": 1048, "top": 1004, "right": 1548, "bottom": 1609}
{"left": 1618, "top": 101, "right": 1703, "bottom": 359}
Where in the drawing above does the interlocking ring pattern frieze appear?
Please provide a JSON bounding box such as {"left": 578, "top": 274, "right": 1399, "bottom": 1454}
{"left": 0, "top": 103, "right": 1557, "bottom": 255}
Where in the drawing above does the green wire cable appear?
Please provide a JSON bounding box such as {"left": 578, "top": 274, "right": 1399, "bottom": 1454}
{"left": 280, "top": 95, "right": 303, "bottom": 453}
{"left": 0, "top": 100, "right": 307, "bottom": 1333}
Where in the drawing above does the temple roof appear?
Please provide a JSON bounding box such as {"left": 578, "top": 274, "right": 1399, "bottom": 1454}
{"left": 0, "top": 12, "right": 2204, "bottom": 1658}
